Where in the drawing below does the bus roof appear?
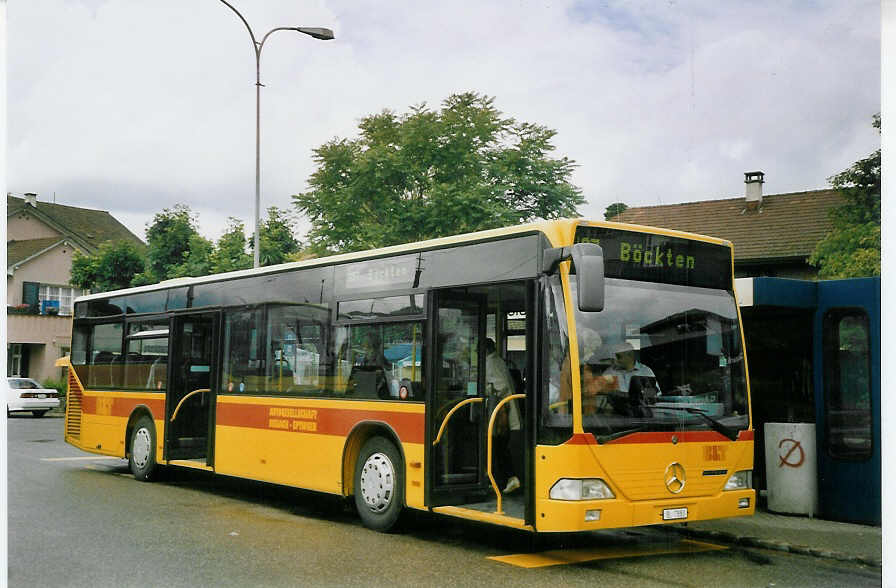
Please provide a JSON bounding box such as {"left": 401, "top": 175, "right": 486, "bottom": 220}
{"left": 75, "top": 218, "right": 731, "bottom": 303}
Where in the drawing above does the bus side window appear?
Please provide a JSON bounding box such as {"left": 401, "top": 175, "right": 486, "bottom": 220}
{"left": 296, "top": 323, "right": 322, "bottom": 387}
{"left": 342, "top": 322, "right": 423, "bottom": 401}
{"left": 223, "top": 309, "right": 263, "bottom": 394}
{"left": 264, "top": 305, "right": 328, "bottom": 397}
{"left": 88, "top": 322, "right": 123, "bottom": 388}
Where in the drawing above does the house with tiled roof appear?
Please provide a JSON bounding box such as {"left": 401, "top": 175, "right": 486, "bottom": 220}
{"left": 7, "top": 192, "right": 143, "bottom": 383}
{"left": 610, "top": 172, "right": 842, "bottom": 279}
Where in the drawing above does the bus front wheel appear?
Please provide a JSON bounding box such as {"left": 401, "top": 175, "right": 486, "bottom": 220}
{"left": 354, "top": 436, "right": 404, "bottom": 532}
{"left": 129, "top": 416, "right": 158, "bottom": 482}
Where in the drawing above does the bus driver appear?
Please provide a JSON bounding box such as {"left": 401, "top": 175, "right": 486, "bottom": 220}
{"left": 590, "top": 342, "right": 660, "bottom": 416}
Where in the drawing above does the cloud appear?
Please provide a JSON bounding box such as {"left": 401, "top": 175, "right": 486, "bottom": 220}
{"left": 7, "top": 0, "right": 880, "bottom": 240}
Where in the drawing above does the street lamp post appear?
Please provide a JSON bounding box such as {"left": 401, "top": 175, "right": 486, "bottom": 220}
{"left": 219, "top": 1, "right": 334, "bottom": 268}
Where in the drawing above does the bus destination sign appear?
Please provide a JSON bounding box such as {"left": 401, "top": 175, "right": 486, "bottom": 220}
{"left": 574, "top": 226, "right": 732, "bottom": 290}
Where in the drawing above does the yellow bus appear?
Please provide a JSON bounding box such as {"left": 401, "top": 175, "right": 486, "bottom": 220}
{"left": 62, "top": 219, "right": 754, "bottom": 532}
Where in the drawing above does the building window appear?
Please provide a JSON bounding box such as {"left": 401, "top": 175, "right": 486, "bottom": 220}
{"left": 39, "top": 284, "right": 85, "bottom": 316}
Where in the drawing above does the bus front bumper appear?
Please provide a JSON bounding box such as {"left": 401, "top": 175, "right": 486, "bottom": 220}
{"left": 534, "top": 489, "right": 755, "bottom": 533}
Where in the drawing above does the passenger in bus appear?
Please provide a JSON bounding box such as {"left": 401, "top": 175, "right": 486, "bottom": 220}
{"left": 146, "top": 356, "right": 167, "bottom": 390}
{"left": 485, "top": 338, "right": 523, "bottom": 494}
{"left": 554, "top": 328, "right": 603, "bottom": 414}
{"left": 597, "top": 342, "right": 661, "bottom": 416}
{"left": 350, "top": 332, "right": 394, "bottom": 399}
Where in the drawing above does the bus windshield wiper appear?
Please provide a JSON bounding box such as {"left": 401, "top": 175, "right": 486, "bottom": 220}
{"left": 654, "top": 405, "right": 739, "bottom": 441}
{"left": 596, "top": 425, "right": 650, "bottom": 444}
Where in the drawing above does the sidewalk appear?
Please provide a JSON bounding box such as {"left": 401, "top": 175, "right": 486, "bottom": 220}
{"left": 675, "top": 507, "right": 882, "bottom": 567}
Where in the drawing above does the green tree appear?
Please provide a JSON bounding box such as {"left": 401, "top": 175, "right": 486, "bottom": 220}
{"left": 70, "top": 240, "right": 146, "bottom": 292}
{"left": 143, "top": 204, "right": 210, "bottom": 281}
{"left": 810, "top": 114, "right": 881, "bottom": 278}
{"left": 294, "top": 92, "right": 584, "bottom": 253}
{"left": 210, "top": 217, "right": 252, "bottom": 274}
{"left": 250, "top": 206, "right": 301, "bottom": 266}
{"left": 169, "top": 233, "right": 214, "bottom": 278}
{"left": 604, "top": 202, "right": 628, "bottom": 220}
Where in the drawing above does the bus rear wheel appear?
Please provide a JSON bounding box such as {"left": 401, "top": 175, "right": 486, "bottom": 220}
{"left": 354, "top": 436, "right": 404, "bottom": 532}
{"left": 129, "top": 416, "right": 158, "bottom": 482}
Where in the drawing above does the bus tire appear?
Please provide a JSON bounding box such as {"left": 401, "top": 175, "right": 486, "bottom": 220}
{"left": 129, "top": 416, "right": 158, "bottom": 482}
{"left": 354, "top": 436, "right": 404, "bottom": 532}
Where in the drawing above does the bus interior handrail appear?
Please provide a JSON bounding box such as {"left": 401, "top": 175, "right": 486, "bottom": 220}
{"left": 486, "top": 393, "right": 526, "bottom": 515}
{"left": 170, "top": 389, "right": 210, "bottom": 423}
{"left": 432, "top": 397, "right": 483, "bottom": 446}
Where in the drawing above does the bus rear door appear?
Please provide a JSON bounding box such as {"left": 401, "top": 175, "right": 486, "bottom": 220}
{"left": 166, "top": 312, "right": 220, "bottom": 464}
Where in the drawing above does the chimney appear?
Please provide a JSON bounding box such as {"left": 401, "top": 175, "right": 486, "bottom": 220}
{"left": 744, "top": 172, "right": 764, "bottom": 209}
{"left": 23, "top": 192, "right": 38, "bottom": 207}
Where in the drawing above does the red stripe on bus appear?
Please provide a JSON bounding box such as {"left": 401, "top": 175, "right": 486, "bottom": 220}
{"left": 565, "top": 433, "right": 598, "bottom": 445}
{"left": 603, "top": 430, "right": 752, "bottom": 444}
{"left": 81, "top": 395, "right": 165, "bottom": 418}
{"left": 216, "top": 403, "right": 426, "bottom": 444}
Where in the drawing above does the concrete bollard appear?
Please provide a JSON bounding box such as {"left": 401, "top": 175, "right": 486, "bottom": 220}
{"left": 764, "top": 422, "right": 818, "bottom": 516}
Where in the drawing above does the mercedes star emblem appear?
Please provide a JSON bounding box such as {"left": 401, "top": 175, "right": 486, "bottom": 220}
{"left": 664, "top": 462, "right": 686, "bottom": 494}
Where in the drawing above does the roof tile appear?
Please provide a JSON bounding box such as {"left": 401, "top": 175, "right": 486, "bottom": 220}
{"left": 7, "top": 194, "right": 144, "bottom": 251}
{"left": 7, "top": 237, "right": 66, "bottom": 266}
{"left": 611, "top": 189, "right": 841, "bottom": 261}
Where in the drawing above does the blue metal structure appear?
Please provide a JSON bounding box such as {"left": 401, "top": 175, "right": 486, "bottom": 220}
{"left": 813, "top": 278, "right": 880, "bottom": 525}
{"left": 737, "top": 277, "right": 880, "bottom": 525}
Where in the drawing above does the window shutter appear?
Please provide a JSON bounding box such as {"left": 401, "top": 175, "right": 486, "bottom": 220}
{"left": 22, "top": 281, "right": 40, "bottom": 311}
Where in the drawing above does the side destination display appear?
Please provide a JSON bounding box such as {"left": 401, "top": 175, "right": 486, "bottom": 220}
{"left": 575, "top": 225, "right": 732, "bottom": 290}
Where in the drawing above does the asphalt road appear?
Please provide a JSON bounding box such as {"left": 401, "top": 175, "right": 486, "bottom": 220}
{"left": 7, "top": 415, "right": 882, "bottom": 587}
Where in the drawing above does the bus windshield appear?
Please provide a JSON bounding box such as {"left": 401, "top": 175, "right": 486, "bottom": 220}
{"left": 545, "top": 276, "right": 749, "bottom": 441}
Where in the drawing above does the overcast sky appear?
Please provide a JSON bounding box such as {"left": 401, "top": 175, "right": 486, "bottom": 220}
{"left": 7, "top": 0, "right": 881, "bottom": 244}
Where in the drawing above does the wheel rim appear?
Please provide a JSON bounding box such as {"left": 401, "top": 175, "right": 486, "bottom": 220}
{"left": 359, "top": 452, "right": 395, "bottom": 513}
{"left": 132, "top": 427, "right": 152, "bottom": 469}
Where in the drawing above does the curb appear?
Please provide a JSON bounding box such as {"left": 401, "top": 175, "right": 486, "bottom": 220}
{"left": 674, "top": 527, "right": 882, "bottom": 568}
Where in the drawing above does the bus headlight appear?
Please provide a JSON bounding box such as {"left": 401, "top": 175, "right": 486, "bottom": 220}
{"left": 724, "top": 470, "right": 752, "bottom": 491}
{"left": 550, "top": 478, "right": 615, "bottom": 500}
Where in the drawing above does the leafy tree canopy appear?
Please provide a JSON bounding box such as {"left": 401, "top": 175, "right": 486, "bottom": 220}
{"left": 70, "top": 240, "right": 145, "bottom": 293}
{"left": 250, "top": 206, "right": 301, "bottom": 266}
{"left": 211, "top": 217, "right": 252, "bottom": 274}
{"left": 294, "top": 92, "right": 584, "bottom": 253}
{"left": 810, "top": 114, "right": 881, "bottom": 278}
{"left": 604, "top": 202, "right": 628, "bottom": 220}
{"left": 144, "top": 204, "right": 206, "bottom": 281}
{"left": 168, "top": 233, "right": 214, "bottom": 279}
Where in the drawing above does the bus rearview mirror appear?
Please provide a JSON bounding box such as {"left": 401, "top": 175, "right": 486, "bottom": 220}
{"left": 543, "top": 244, "right": 605, "bottom": 312}
{"left": 570, "top": 243, "right": 605, "bottom": 312}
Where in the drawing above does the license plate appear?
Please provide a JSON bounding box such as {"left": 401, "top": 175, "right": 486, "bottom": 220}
{"left": 37, "top": 394, "right": 46, "bottom": 399}
{"left": 662, "top": 507, "right": 688, "bottom": 521}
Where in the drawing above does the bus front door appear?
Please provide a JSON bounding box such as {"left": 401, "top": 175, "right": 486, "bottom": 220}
{"left": 429, "top": 290, "right": 489, "bottom": 506}
{"left": 166, "top": 312, "right": 220, "bottom": 464}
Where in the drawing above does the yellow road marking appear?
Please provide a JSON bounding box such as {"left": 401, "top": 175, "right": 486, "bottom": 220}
{"left": 488, "top": 539, "right": 727, "bottom": 568}
{"left": 41, "top": 456, "right": 123, "bottom": 462}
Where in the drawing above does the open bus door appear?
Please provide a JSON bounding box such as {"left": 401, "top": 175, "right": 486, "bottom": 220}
{"left": 428, "top": 289, "right": 489, "bottom": 506}
{"left": 427, "top": 285, "right": 531, "bottom": 526}
{"left": 165, "top": 312, "right": 220, "bottom": 464}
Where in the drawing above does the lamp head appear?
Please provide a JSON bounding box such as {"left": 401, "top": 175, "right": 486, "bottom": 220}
{"left": 295, "top": 27, "right": 334, "bottom": 40}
